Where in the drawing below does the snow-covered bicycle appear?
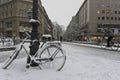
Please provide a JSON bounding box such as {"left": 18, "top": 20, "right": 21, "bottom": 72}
{"left": 2, "top": 31, "right": 66, "bottom": 71}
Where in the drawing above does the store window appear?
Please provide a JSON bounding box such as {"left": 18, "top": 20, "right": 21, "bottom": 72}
{"left": 6, "top": 22, "right": 12, "bottom": 28}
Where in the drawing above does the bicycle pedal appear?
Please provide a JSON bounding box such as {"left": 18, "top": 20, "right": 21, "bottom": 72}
{"left": 30, "top": 61, "right": 39, "bottom": 67}
{"left": 30, "top": 63, "right": 39, "bottom": 67}
{"left": 26, "top": 65, "right": 30, "bottom": 69}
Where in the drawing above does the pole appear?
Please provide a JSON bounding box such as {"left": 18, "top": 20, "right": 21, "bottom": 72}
{"left": 27, "top": 0, "right": 40, "bottom": 67}
{"left": 31, "top": 0, "right": 39, "bottom": 40}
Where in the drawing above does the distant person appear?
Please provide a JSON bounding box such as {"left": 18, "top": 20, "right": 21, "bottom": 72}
{"left": 107, "top": 35, "right": 114, "bottom": 47}
{"left": 105, "top": 29, "right": 114, "bottom": 47}
{"left": 60, "top": 36, "right": 63, "bottom": 42}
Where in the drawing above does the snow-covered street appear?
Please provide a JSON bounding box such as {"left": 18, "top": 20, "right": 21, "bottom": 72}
{"left": 0, "top": 42, "right": 120, "bottom": 80}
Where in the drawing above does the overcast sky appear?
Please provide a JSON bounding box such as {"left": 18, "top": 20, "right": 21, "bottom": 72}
{"left": 41, "top": 0, "right": 85, "bottom": 27}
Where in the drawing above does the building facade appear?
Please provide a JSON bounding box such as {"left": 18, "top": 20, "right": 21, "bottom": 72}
{"left": 75, "top": 0, "right": 120, "bottom": 40}
{"left": 0, "top": 0, "right": 53, "bottom": 38}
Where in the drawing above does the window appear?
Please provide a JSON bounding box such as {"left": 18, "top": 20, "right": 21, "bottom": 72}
{"left": 106, "top": 10, "right": 110, "bottom": 14}
{"left": 111, "top": 17, "right": 113, "bottom": 20}
{"left": 102, "top": 17, "right": 105, "bottom": 20}
{"left": 10, "top": 4, "right": 12, "bottom": 9}
{"left": 106, "top": 17, "right": 109, "bottom": 20}
{"left": 98, "top": 17, "right": 100, "bottom": 20}
{"left": 119, "top": 30, "right": 120, "bottom": 33}
{"left": 102, "top": 10, "right": 105, "bottom": 14}
{"left": 119, "top": 17, "right": 120, "bottom": 20}
{"left": 19, "top": 22, "right": 29, "bottom": 27}
{"left": 6, "top": 11, "right": 8, "bottom": 17}
{"left": 10, "top": 10, "right": 12, "bottom": 16}
{"left": 2, "top": 12, "right": 4, "bottom": 18}
{"left": 115, "top": 11, "right": 117, "bottom": 14}
{"left": 6, "top": 22, "right": 12, "bottom": 28}
{"left": 97, "top": 10, "right": 100, "bottom": 14}
{"left": 115, "top": 17, "right": 117, "bottom": 20}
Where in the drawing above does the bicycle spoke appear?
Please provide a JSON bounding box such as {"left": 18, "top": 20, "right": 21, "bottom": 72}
{"left": 51, "top": 48, "right": 60, "bottom": 58}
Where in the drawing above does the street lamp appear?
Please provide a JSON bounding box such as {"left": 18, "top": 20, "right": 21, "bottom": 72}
{"left": 27, "top": 0, "right": 40, "bottom": 67}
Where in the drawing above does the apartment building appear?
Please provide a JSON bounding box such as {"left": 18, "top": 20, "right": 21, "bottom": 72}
{"left": 0, "top": 0, "right": 53, "bottom": 38}
{"left": 76, "top": 0, "right": 120, "bottom": 40}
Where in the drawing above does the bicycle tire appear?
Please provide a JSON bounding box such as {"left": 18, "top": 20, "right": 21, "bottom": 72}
{"left": 38, "top": 45, "right": 66, "bottom": 71}
{"left": 111, "top": 42, "right": 120, "bottom": 51}
{"left": 2, "top": 46, "right": 21, "bottom": 69}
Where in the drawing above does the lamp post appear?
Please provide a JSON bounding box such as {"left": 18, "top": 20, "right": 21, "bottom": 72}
{"left": 31, "top": 0, "right": 39, "bottom": 40}
{"left": 27, "top": 0, "right": 40, "bottom": 67}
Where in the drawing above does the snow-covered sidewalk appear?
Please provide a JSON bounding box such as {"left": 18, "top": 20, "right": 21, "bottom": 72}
{"left": 64, "top": 41, "right": 120, "bottom": 51}
{"left": 0, "top": 43, "right": 120, "bottom": 80}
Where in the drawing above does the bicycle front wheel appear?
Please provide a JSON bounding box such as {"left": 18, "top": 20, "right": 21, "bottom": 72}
{"left": 2, "top": 45, "right": 21, "bottom": 69}
{"left": 39, "top": 45, "right": 66, "bottom": 71}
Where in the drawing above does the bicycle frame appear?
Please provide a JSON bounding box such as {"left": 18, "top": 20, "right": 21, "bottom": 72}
{"left": 19, "top": 36, "right": 53, "bottom": 66}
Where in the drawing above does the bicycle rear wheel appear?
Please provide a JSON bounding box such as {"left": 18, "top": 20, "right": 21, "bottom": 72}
{"left": 111, "top": 41, "right": 120, "bottom": 51}
{"left": 2, "top": 45, "right": 21, "bottom": 69}
{"left": 39, "top": 45, "right": 66, "bottom": 71}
